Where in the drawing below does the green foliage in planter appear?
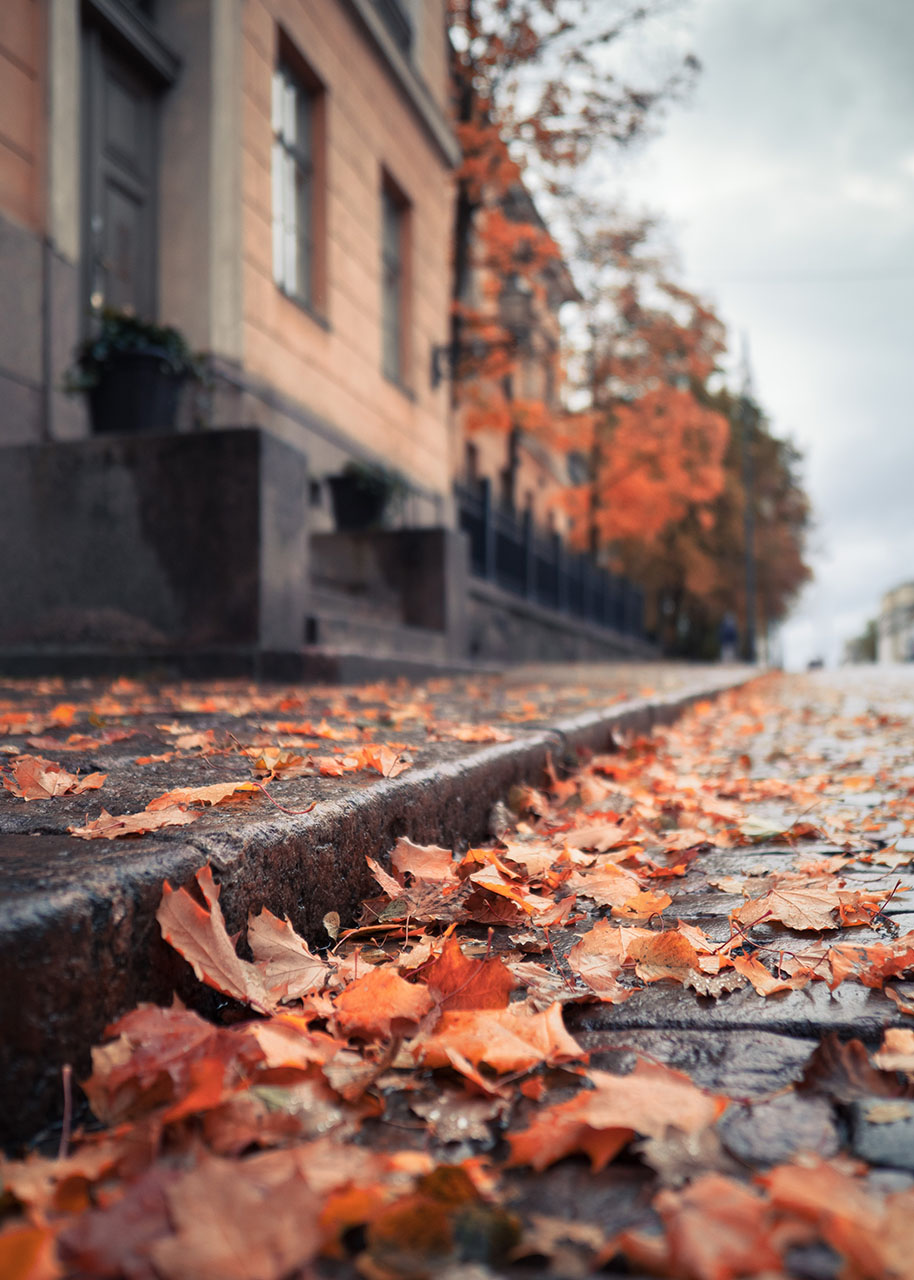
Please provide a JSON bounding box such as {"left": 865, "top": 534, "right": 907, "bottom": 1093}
{"left": 339, "top": 460, "right": 409, "bottom": 508}
{"left": 64, "top": 308, "right": 201, "bottom": 392}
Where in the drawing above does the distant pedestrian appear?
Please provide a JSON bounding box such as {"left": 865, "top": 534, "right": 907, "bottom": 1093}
{"left": 719, "top": 612, "right": 738, "bottom": 663}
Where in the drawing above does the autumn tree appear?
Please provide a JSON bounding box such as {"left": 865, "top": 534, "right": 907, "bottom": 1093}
{"left": 612, "top": 385, "right": 812, "bottom": 657}
{"left": 560, "top": 203, "right": 730, "bottom": 548}
{"left": 447, "top": 1, "right": 698, "bottom": 490}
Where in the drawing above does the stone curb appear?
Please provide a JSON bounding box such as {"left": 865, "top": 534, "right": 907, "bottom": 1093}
{"left": 0, "top": 670, "right": 751, "bottom": 1149}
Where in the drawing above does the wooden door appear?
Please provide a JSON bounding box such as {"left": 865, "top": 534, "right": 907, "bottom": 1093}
{"left": 82, "top": 27, "right": 159, "bottom": 320}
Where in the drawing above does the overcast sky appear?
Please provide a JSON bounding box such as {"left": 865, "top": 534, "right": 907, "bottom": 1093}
{"left": 606, "top": 0, "right": 914, "bottom": 668}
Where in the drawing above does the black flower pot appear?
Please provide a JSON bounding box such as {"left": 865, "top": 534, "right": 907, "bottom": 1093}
{"left": 327, "top": 474, "right": 390, "bottom": 530}
{"left": 88, "top": 350, "right": 185, "bottom": 434}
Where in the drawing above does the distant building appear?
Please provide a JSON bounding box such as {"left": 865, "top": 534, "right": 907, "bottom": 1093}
{"left": 877, "top": 582, "right": 914, "bottom": 662}
{"left": 0, "top": 0, "right": 458, "bottom": 516}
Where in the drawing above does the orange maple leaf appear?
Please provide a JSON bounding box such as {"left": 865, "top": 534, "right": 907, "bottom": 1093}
{"left": 419, "top": 935, "right": 516, "bottom": 1012}
{"left": 333, "top": 966, "right": 435, "bottom": 1040}
{"left": 156, "top": 866, "right": 272, "bottom": 1013}
{"left": 507, "top": 1060, "right": 727, "bottom": 1171}
{"left": 410, "top": 1002, "right": 583, "bottom": 1075}
{"left": 146, "top": 780, "right": 258, "bottom": 810}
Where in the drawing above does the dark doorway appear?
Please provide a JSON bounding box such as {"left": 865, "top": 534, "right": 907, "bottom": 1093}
{"left": 81, "top": 24, "right": 160, "bottom": 321}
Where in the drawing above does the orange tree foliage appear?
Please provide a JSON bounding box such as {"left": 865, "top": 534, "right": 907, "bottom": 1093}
{"left": 563, "top": 208, "right": 731, "bottom": 550}
{"left": 611, "top": 387, "right": 812, "bottom": 657}
{"left": 559, "top": 206, "right": 810, "bottom": 655}
{"left": 447, "top": 1, "right": 696, "bottom": 443}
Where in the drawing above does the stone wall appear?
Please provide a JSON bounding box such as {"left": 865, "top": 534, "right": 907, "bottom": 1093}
{"left": 467, "top": 579, "right": 655, "bottom": 664}
{"left": 0, "top": 428, "right": 308, "bottom": 660}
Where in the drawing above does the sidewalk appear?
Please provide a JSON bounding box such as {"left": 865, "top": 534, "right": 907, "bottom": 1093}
{"left": 5, "top": 667, "right": 914, "bottom": 1278}
{"left": 0, "top": 661, "right": 748, "bottom": 1147}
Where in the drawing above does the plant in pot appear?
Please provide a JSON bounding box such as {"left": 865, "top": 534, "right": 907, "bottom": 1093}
{"left": 65, "top": 308, "right": 200, "bottom": 434}
{"left": 327, "top": 460, "right": 409, "bottom": 530}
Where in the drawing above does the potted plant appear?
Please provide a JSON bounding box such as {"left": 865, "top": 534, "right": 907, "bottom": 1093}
{"left": 65, "top": 308, "right": 200, "bottom": 434}
{"left": 327, "top": 460, "right": 409, "bottom": 530}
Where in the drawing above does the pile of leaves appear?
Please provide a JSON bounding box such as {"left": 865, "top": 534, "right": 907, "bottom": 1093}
{"left": 5, "top": 673, "right": 914, "bottom": 1277}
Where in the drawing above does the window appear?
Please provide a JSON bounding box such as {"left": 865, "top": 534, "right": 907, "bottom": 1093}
{"left": 371, "top": 0, "right": 413, "bottom": 55}
{"left": 272, "top": 59, "right": 318, "bottom": 305}
{"left": 381, "top": 177, "right": 411, "bottom": 386}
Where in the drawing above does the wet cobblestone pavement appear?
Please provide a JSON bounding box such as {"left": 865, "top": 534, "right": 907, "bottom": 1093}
{"left": 6, "top": 668, "right": 914, "bottom": 1278}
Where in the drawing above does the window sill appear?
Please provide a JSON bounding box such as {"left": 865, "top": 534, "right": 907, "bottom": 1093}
{"left": 277, "top": 286, "right": 330, "bottom": 332}
{"left": 382, "top": 370, "right": 416, "bottom": 402}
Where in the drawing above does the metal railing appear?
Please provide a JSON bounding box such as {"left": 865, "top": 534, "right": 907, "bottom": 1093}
{"left": 456, "top": 480, "right": 645, "bottom": 640}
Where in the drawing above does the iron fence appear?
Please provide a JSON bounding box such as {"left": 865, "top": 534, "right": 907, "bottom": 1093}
{"left": 456, "top": 480, "right": 645, "bottom": 640}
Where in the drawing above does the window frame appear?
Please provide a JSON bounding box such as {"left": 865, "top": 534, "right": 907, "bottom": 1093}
{"left": 271, "top": 38, "right": 326, "bottom": 319}
{"left": 380, "top": 172, "right": 412, "bottom": 391}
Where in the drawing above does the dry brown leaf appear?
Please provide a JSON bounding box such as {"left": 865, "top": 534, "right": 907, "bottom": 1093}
{"left": 2, "top": 754, "right": 106, "bottom": 801}
{"left": 247, "top": 907, "right": 329, "bottom": 1002}
{"left": 508, "top": 1060, "right": 728, "bottom": 1171}
{"left": 68, "top": 805, "right": 199, "bottom": 839}
{"left": 149, "top": 1152, "right": 322, "bottom": 1280}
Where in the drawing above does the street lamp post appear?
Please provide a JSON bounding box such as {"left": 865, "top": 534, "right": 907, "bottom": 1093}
{"left": 739, "top": 344, "right": 757, "bottom": 664}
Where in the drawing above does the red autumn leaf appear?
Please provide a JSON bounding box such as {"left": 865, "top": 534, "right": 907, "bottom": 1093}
{"left": 3, "top": 754, "right": 106, "bottom": 801}
{"left": 81, "top": 1002, "right": 253, "bottom": 1125}
{"left": 730, "top": 953, "right": 808, "bottom": 996}
{"left": 410, "top": 1001, "right": 584, "bottom": 1074}
{"left": 355, "top": 744, "right": 412, "bottom": 777}
{"left": 613, "top": 888, "right": 673, "bottom": 919}
{"left": 419, "top": 934, "right": 516, "bottom": 1011}
{"left": 68, "top": 805, "right": 199, "bottom": 839}
{"left": 333, "top": 965, "right": 435, "bottom": 1040}
{"left": 507, "top": 1060, "right": 727, "bottom": 1171}
{"left": 156, "top": 866, "right": 272, "bottom": 1013}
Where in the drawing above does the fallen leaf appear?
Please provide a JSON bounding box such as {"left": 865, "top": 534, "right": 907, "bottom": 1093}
{"left": 68, "top": 805, "right": 199, "bottom": 839}
{"left": 247, "top": 907, "right": 329, "bottom": 1002}
{"left": 419, "top": 934, "right": 515, "bottom": 1011}
{"left": 797, "top": 1033, "right": 912, "bottom": 1103}
{"left": 334, "top": 966, "right": 435, "bottom": 1040}
{"left": 507, "top": 1060, "right": 727, "bottom": 1171}
{"left": 146, "top": 780, "right": 258, "bottom": 810}
{"left": 156, "top": 866, "right": 272, "bottom": 1013}
{"left": 411, "top": 1002, "right": 584, "bottom": 1074}
{"left": 3, "top": 754, "right": 106, "bottom": 801}
{"left": 390, "top": 837, "right": 457, "bottom": 883}
{"left": 612, "top": 1174, "right": 783, "bottom": 1280}
{"left": 149, "top": 1152, "right": 322, "bottom": 1280}
{"left": 566, "top": 920, "right": 633, "bottom": 1003}
{"left": 873, "top": 1027, "right": 914, "bottom": 1074}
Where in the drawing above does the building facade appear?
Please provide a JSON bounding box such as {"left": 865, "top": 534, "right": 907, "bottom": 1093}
{"left": 878, "top": 581, "right": 914, "bottom": 663}
{"left": 0, "top": 0, "right": 458, "bottom": 521}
